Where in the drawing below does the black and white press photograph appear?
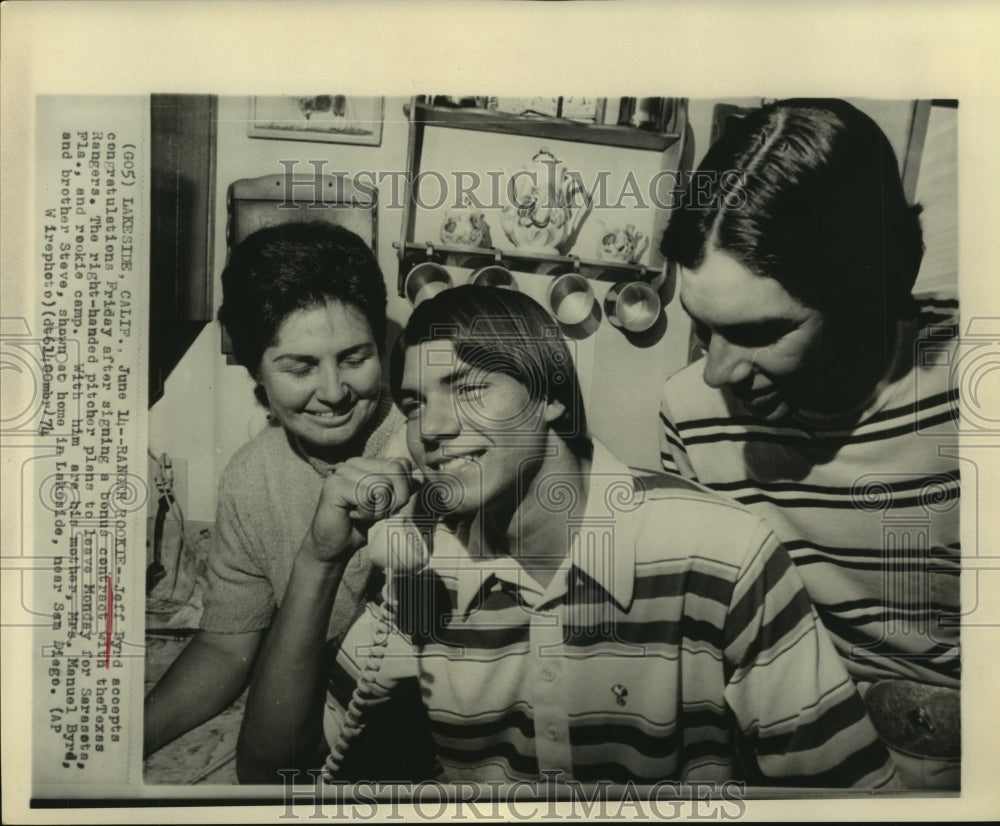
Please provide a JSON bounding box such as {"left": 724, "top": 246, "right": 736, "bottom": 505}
{"left": 2, "top": 3, "right": 998, "bottom": 824}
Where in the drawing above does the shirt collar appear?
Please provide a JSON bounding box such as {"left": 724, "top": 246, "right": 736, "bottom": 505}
{"left": 440, "top": 439, "right": 637, "bottom": 614}
{"left": 569, "top": 439, "right": 637, "bottom": 611}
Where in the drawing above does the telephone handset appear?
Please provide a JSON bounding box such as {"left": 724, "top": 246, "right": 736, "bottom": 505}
{"left": 322, "top": 514, "right": 433, "bottom": 782}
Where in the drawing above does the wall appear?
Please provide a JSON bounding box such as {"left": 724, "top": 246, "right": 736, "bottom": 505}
{"left": 149, "top": 95, "right": 941, "bottom": 523}
{"left": 150, "top": 96, "right": 414, "bottom": 520}
{"left": 151, "top": 95, "right": 696, "bottom": 520}
{"left": 912, "top": 104, "right": 958, "bottom": 294}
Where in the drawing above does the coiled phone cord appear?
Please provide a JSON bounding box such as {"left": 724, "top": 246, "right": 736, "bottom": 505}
{"left": 321, "top": 588, "right": 396, "bottom": 783}
{"left": 320, "top": 511, "right": 432, "bottom": 782}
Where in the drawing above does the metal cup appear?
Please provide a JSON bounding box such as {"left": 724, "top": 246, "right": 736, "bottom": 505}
{"left": 604, "top": 281, "right": 661, "bottom": 332}
{"left": 546, "top": 272, "right": 595, "bottom": 326}
{"left": 467, "top": 265, "right": 517, "bottom": 289}
{"left": 404, "top": 262, "right": 453, "bottom": 307}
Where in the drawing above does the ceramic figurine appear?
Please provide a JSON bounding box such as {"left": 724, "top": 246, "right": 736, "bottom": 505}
{"left": 499, "top": 148, "right": 592, "bottom": 254}
{"left": 440, "top": 196, "right": 493, "bottom": 248}
{"left": 598, "top": 223, "right": 649, "bottom": 264}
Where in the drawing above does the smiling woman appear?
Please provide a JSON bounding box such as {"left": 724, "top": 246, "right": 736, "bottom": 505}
{"left": 143, "top": 222, "right": 409, "bottom": 771}
{"left": 257, "top": 301, "right": 383, "bottom": 462}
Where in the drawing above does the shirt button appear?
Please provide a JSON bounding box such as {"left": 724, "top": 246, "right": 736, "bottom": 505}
{"left": 546, "top": 726, "right": 559, "bottom": 742}
{"left": 541, "top": 668, "right": 555, "bottom": 682}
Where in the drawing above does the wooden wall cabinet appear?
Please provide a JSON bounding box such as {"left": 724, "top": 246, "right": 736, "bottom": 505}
{"left": 395, "top": 97, "right": 691, "bottom": 297}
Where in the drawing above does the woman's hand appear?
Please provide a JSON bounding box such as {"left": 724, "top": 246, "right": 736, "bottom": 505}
{"left": 305, "top": 457, "right": 423, "bottom": 563}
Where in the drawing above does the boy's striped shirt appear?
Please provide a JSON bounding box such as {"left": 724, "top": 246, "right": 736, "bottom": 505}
{"left": 327, "top": 441, "right": 895, "bottom": 787}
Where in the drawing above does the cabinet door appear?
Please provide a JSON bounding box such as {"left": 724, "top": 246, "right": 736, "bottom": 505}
{"left": 149, "top": 94, "right": 217, "bottom": 404}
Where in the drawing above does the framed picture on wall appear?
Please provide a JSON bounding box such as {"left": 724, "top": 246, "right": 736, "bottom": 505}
{"left": 246, "top": 95, "right": 384, "bottom": 145}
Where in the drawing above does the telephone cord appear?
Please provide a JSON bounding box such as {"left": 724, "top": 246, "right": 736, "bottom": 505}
{"left": 321, "top": 592, "right": 395, "bottom": 782}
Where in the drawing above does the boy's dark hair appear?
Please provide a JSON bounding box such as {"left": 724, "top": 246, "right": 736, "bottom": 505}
{"left": 390, "top": 285, "right": 592, "bottom": 460}
{"left": 662, "top": 98, "right": 924, "bottom": 327}
{"left": 218, "top": 221, "right": 387, "bottom": 381}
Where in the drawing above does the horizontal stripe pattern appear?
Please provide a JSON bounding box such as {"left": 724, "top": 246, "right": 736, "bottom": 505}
{"left": 665, "top": 389, "right": 958, "bottom": 449}
{"left": 658, "top": 297, "right": 961, "bottom": 690}
{"left": 327, "top": 445, "right": 895, "bottom": 787}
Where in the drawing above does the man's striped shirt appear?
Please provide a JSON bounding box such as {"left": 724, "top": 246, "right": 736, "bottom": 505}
{"left": 658, "top": 298, "right": 960, "bottom": 689}
{"left": 327, "top": 441, "right": 896, "bottom": 787}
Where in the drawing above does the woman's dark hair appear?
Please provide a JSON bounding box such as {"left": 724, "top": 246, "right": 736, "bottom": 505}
{"left": 662, "top": 98, "right": 924, "bottom": 326}
{"left": 390, "top": 285, "right": 592, "bottom": 460}
{"left": 218, "top": 221, "right": 387, "bottom": 380}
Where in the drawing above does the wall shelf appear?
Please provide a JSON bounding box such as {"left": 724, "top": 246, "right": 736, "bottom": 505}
{"left": 396, "top": 97, "right": 689, "bottom": 299}
{"left": 409, "top": 102, "right": 682, "bottom": 152}
{"left": 396, "top": 241, "right": 661, "bottom": 290}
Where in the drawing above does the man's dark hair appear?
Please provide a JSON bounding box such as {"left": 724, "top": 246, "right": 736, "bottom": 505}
{"left": 662, "top": 98, "right": 924, "bottom": 328}
{"left": 390, "top": 285, "right": 591, "bottom": 460}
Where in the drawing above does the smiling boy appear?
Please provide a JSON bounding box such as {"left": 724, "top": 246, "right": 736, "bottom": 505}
{"left": 288, "top": 285, "right": 898, "bottom": 789}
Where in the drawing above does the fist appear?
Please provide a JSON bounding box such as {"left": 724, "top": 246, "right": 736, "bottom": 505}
{"left": 307, "top": 457, "right": 423, "bottom": 563}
